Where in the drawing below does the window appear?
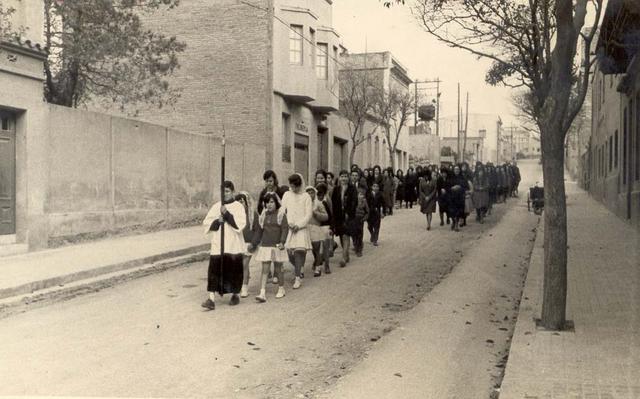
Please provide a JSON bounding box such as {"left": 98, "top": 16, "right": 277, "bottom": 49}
{"left": 623, "top": 107, "right": 628, "bottom": 184}
{"left": 289, "top": 25, "right": 303, "bottom": 65}
{"left": 634, "top": 95, "right": 639, "bottom": 181}
{"left": 282, "top": 113, "right": 291, "bottom": 162}
{"left": 615, "top": 130, "right": 619, "bottom": 169}
{"left": 310, "top": 28, "right": 316, "bottom": 65}
{"left": 316, "top": 43, "right": 328, "bottom": 79}
{"left": 609, "top": 135, "right": 613, "bottom": 172}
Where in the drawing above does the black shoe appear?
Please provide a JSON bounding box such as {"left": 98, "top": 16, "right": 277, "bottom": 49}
{"left": 229, "top": 294, "right": 240, "bottom": 306}
{"left": 440, "top": 221, "right": 444, "bottom": 226}
{"left": 340, "top": 259, "right": 346, "bottom": 267}
{"left": 324, "top": 265, "right": 332, "bottom": 274}
{"left": 356, "top": 251, "right": 363, "bottom": 257}
{"left": 201, "top": 299, "right": 215, "bottom": 310}
{"left": 314, "top": 270, "right": 322, "bottom": 277}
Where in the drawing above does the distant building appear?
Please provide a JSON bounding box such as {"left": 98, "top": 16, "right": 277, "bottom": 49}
{"left": 329, "top": 51, "right": 412, "bottom": 171}
{"left": 588, "top": 0, "right": 640, "bottom": 230}
{"left": 408, "top": 123, "right": 440, "bottom": 167}
{"left": 439, "top": 114, "right": 502, "bottom": 163}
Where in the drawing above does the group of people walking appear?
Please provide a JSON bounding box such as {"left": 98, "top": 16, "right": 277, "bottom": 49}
{"left": 200, "top": 161, "right": 520, "bottom": 309}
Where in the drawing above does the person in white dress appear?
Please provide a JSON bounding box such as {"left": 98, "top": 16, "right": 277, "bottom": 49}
{"left": 280, "top": 173, "right": 312, "bottom": 289}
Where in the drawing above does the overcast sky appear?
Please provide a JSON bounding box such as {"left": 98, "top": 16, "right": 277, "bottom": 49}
{"left": 332, "top": 0, "right": 522, "bottom": 127}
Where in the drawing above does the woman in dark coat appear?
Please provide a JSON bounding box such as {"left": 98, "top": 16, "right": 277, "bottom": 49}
{"left": 487, "top": 163, "right": 498, "bottom": 214}
{"left": 404, "top": 167, "right": 418, "bottom": 208}
{"left": 448, "top": 165, "right": 469, "bottom": 232}
{"left": 419, "top": 169, "right": 438, "bottom": 230}
{"left": 381, "top": 167, "right": 395, "bottom": 216}
{"left": 472, "top": 164, "right": 490, "bottom": 224}
{"left": 437, "top": 167, "right": 450, "bottom": 226}
{"left": 395, "top": 169, "right": 405, "bottom": 208}
{"left": 460, "top": 162, "right": 473, "bottom": 227}
{"left": 331, "top": 169, "right": 358, "bottom": 267}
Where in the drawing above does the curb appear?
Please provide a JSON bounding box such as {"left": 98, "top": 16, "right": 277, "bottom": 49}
{"left": 0, "top": 244, "right": 209, "bottom": 301}
{"left": 0, "top": 250, "right": 210, "bottom": 319}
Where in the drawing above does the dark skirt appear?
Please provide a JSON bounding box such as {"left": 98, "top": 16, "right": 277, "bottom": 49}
{"left": 207, "top": 254, "right": 244, "bottom": 295}
{"left": 473, "top": 190, "right": 490, "bottom": 209}
{"left": 345, "top": 216, "right": 365, "bottom": 237}
{"left": 420, "top": 196, "right": 437, "bottom": 214}
{"left": 449, "top": 190, "right": 466, "bottom": 218}
{"left": 396, "top": 183, "right": 405, "bottom": 202}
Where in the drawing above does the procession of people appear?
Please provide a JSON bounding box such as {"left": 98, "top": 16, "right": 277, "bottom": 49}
{"left": 202, "top": 161, "right": 521, "bottom": 309}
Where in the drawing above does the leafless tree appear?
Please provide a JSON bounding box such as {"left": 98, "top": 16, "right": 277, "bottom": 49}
{"left": 400, "top": 0, "right": 604, "bottom": 330}
{"left": 339, "top": 66, "right": 381, "bottom": 166}
{"left": 373, "top": 86, "right": 415, "bottom": 170}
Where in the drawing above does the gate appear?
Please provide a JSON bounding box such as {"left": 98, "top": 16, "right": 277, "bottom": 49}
{"left": 0, "top": 110, "right": 16, "bottom": 235}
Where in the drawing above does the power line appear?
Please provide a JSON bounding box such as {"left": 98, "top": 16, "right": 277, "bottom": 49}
{"left": 236, "top": 0, "right": 349, "bottom": 68}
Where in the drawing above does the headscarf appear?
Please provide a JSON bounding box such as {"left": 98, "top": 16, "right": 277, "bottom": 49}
{"left": 236, "top": 191, "right": 255, "bottom": 228}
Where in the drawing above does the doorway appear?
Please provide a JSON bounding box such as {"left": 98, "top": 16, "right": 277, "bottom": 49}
{"left": 0, "top": 110, "right": 16, "bottom": 235}
{"left": 294, "top": 133, "right": 309, "bottom": 184}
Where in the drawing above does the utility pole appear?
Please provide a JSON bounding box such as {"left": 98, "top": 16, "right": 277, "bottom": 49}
{"left": 463, "top": 91, "right": 469, "bottom": 163}
{"left": 457, "top": 83, "right": 461, "bottom": 163}
{"left": 414, "top": 80, "right": 418, "bottom": 135}
{"left": 435, "top": 78, "right": 440, "bottom": 136}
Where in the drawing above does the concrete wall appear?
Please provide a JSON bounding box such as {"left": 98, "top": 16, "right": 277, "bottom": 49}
{"left": 46, "top": 106, "right": 265, "bottom": 244}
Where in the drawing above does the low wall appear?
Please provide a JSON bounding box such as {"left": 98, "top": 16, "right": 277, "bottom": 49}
{"left": 45, "top": 105, "right": 265, "bottom": 245}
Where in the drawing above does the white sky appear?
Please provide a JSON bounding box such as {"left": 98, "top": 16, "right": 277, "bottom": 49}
{"left": 332, "top": 0, "right": 523, "bottom": 128}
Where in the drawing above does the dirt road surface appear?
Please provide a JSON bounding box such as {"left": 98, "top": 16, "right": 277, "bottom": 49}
{"left": 0, "top": 160, "right": 541, "bottom": 398}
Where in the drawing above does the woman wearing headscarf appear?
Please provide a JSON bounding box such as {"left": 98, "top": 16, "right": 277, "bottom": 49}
{"left": 419, "top": 168, "right": 438, "bottom": 230}
{"left": 331, "top": 169, "right": 358, "bottom": 267}
{"left": 382, "top": 167, "right": 395, "bottom": 216}
{"left": 281, "top": 173, "right": 313, "bottom": 290}
{"left": 472, "top": 164, "right": 490, "bottom": 224}
{"left": 236, "top": 191, "right": 259, "bottom": 298}
{"left": 201, "top": 180, "right": 247, "bottom": 310}
{"left": 460, "top": 162, "right": 474, "bottom": 227}
{"left": 448, "top": 165, "right": 469, "bottom": 232}
{"left": 487, "top": 162, "right": 498, "bottom": 214}
{"left": 395, "top": 169, "right": 405, "bottom": 209}
{"left": 437, "top": 167, "right": 450, "bottom": 226}
{"left": 404, "top": 167, "right": 418, "bottom": 209}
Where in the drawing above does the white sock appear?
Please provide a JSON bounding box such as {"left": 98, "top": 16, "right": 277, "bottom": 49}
{"left": 209, "top": 292, "right": 216, "bottom": 301}
{"left": 259, "top": 289, "right": 266, "bottom": 296}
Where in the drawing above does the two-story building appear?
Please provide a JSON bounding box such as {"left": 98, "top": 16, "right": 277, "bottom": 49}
{"left": 130, "top": 0, "right": 347, "bottom": 186}
{"left": 589, "top": 0, "right": 640, "bottom": 230}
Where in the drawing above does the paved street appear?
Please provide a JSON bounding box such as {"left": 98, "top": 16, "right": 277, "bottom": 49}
{"left": 0, "top": 161, "right": 541, "bottom": 398}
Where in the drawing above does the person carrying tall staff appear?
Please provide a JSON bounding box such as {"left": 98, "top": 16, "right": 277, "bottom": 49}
{"left": 201, "top": 180, "right": 247, "bottom": 310}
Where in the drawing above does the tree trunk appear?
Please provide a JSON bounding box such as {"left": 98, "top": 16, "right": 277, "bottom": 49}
{"left": 388, "top": 147, "right": 395, "bottom": 170}
{"left": 349, "top": 144, "right": 357, "bottom": 168}
{"left": 540, "top": 122, "right": 568, "bottom": 330}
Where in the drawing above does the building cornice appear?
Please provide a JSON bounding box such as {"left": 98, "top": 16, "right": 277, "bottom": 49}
{"left": 279, "top": 6, "right": 319, "bottom": 21}
{"left": 0, "top": 39, "right": 48, "bottom": 60}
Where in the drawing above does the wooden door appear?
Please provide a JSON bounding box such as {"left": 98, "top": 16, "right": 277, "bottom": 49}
{"left": 294, "top": 133, "right": 309, "bottom": 184}
{"left": 0, "top": 111, "right": 16, "bottom": 235}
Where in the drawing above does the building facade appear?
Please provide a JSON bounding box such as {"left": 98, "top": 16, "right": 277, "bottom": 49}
{"left": 587, "top": 0, "right": 640, "bottom": 230}
{"left": 330, "top": 51, "right": 412, "bottom": 172}
{"left": 0, "top": 0, "right": 48, "bottom": 254}
{"left": 439, "top": 114, "right": 502, "bottom": 163}
{"left": 131, "top": 0, "right": 345, "bottom": 187}
{"left": 408, "top": 123, "right": 441, "bottom": 167}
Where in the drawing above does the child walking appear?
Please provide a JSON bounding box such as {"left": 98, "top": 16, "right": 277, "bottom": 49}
{"left": 236, "top": 192, "right": 259, "bottom": 298}
{"left": 250, "top": 193, "right": 289, "bottom": 301}
{"left": 367, "top": 182, "right": 384, "bottom": 246}
{"left": 349, "top": 185, "right": 369, "bottom": 257}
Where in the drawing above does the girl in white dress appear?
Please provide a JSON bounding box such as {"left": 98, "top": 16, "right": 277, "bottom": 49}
{"left": 250, "top": 193, "right": 289, "bottom": 301}
{"left": 280, "top": 173, "right": 312, "bottom": 289}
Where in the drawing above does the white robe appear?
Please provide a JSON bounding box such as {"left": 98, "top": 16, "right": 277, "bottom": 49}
{"left": 202, "top": 200, "right": 247, "bottom": 255}
{"left": 281, "top": 190, "right": 312, "bottom": 250}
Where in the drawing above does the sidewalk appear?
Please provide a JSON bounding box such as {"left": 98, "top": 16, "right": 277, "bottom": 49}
{"left": 0, "top": 226, "right": 209, "bottom": 301}
{"left": 500, "top": 181, "right": 640, "bottom": 398}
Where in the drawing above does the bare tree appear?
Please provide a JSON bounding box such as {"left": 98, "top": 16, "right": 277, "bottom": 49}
{"left": 0, "top": 3, "right": 18, "bottom": 41}
{"left": 398, "top": 0, "right": 604, "bottom": 330}
{"left": 339, "top": 66, "right": 381, "bottom": 166}
{"left": 373, "top": 86, "right": 414, "bottom": 170}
